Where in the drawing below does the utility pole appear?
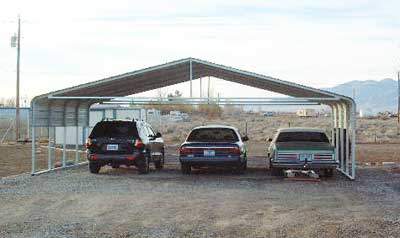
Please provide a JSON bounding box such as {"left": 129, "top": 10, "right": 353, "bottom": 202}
{"left": 11, "top": 16, "right": 21, "bottom": 141}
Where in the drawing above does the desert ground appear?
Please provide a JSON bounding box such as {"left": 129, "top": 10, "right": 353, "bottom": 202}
{"left": 0, "top": 113, "right": 399, "bottom": 237}
{"left": 0, "top": 156, "right": 399, "bottom": 237}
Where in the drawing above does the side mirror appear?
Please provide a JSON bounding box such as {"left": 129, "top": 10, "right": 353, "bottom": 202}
{"left": 155, "top": 132, "right": 162, "bottom": 138}
{"left": 242, "top": 136, "right": 249, "bottom": 142}
{"left": 267, "top": 138, "right": 273, "bottom": 142}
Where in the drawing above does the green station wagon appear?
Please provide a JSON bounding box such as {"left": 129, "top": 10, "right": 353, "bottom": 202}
{"left": 267, "top": 128, "right": 337, "bottom": 177}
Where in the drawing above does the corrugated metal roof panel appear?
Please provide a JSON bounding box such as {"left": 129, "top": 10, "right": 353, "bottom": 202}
{"left": 31, "top": 58, "right": 354, "bottom": 127}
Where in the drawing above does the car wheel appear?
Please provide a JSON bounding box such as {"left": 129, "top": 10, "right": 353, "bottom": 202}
{"left": 138, "top": 156, "right": 150, "bottom": 174}
{"left": 324, "top": 168, "right": 334, "bottom": 177}
{"left": 154, "top": 151, "right": 164, "bottom": 170}
{"left": 181, "top": 163, "right": 191, "bottom": 174}
{"left": 154, "top": 159, "right": 163, "bottom": 170}
{"left": 89, "top": 162, "right": 101, "bottom": 174}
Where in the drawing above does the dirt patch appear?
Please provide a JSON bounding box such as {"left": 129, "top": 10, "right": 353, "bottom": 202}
{"left": 0, "top": 143, "right": 86, "bottom": 178}
{"left": 356, "top": 143, "right": 400, "bottom": 163}
{"left": 0, "top": 162, "right": 399, "bottom": 237}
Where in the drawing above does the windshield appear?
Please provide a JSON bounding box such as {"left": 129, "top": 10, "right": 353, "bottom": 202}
{"left": 90, "top": 121, "right": 139, "bottom": 138}
{"left": 276, "top": 131, "right": 329, "bottom": 143}
{"left": 187, "top": 128, "right": 239, "bottom": 142}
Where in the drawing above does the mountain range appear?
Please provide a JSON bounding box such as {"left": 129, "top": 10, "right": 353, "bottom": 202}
{"left": 323, "top": 78, "right": 398, "bottom": 115}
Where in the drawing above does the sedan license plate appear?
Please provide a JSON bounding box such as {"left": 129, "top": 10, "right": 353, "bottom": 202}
{"left": 203, "top": 150, "right": 215, "bottom": 157}
{"left": 106, "top": 144, "right": 119, "bottom": 151}
{"left": 299, "top": 153, "right": 313, "bottom": 161}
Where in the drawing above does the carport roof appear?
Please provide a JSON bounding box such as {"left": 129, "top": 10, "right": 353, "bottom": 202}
{"left": 31, "top": 57, "right": 355, "bottom": 127}
{"left": 32, "top": 57, "right": 351, "bottom": 103}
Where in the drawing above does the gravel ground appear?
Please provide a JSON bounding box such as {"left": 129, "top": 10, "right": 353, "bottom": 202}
{"left": 0, "top": 155, "right": 399, "bottom": 238}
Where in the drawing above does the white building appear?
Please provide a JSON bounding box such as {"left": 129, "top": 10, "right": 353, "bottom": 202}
{"left": 55, "top": 106, "right": 160, "bottom": 145}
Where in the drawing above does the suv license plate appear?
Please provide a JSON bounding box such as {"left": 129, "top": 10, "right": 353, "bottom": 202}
{"left": 107, "top": 144, "right": 119, "bottom": 151}
{"left": 204, "top": 150, "right": 215, "bottom": 157}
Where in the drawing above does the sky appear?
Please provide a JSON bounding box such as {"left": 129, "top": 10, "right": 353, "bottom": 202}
{"left": 0, "top": 0, "right": 399, "bottom": 103}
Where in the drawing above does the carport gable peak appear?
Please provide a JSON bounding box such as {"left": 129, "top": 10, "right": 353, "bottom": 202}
{"left": 34, "top": 57, "right": 345, "bottom": 101}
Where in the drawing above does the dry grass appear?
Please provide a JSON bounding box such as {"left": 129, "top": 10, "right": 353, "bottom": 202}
{"left": 157, "top": 113, "right": 400, "bottom": 144}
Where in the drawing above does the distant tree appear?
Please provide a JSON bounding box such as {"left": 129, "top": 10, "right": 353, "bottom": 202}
{"left": 167, "top": 90, "right": 183, "bottom": 99}
{"left": 0, "top": 97, "right": 16, "bottom": 107}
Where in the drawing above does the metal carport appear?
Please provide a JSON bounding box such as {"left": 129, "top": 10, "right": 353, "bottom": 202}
{"left": 30, "top": 58, "right": 356, "bottom": 179}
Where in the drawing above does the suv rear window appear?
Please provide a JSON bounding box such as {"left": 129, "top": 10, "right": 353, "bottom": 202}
{"left": 187, "top": 128, "right": 238, "bottom": 142}
{"left": 277, "top": 132, "right": 329, "bottom": 143}
{"left": 90, "top": 121, "right": 139, "bottom": 138}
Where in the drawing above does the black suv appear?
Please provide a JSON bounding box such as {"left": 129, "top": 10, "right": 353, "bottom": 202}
{"left": 86, "top": 120, "right": 165, "bottom": 174}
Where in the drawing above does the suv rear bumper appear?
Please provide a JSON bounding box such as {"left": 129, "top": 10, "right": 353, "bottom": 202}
{"left": 87, "top": 153, "right": 145, "bottom": 166}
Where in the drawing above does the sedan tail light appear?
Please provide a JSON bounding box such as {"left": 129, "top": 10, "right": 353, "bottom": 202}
{"left": 179, "top": 147, "right": 192, "bottom": 155}
{"left": 228, "top": 147, "right": 241, "bottom": 155}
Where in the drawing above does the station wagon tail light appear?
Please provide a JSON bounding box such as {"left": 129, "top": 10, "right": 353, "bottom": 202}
{"left": 135, "top": 139, "right": 145, "bottom": 149}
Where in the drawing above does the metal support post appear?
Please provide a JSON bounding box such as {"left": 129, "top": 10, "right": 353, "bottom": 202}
{"left": 15, "top": 16, "right": 21, "bottom": 141}
{"left": 331, "top": 105, "right": 336, "bottom": 146}
{"left": 26, "top": 109, "right": 30, "bottom": 139}
{"left": 31, "top": 104, "right": 36, "bottom": 175}
{"left": 62, "top": 102, "right": 67, "bottom": 167}
{"left": 75, "top": 126, "right": 79, "bottom": 163}
{"left": 207, "top": 76, "right": 211, "bottom": 103}
{"left": 350, "top": 101, "right": 356, "bottom": 179}
{"left": 63, "top": 126, "right": 67, "bottom": 167}
{"left": 334, "top": 105, "right": 339, "bottom": 164}
{"left": 48, "top": 127, "right": 52, "bottom": 170}
{"left": 200, "top": 77, "right": 202, "bottom": 98}
{"left": 189, "top": 59, "right": 193, "bottom": 98}
{"left": 343, "top": 103, "right": 349, "bottom": 174}
{"left": 75, "top": 104, "right": 80, "bottom": 164}
{"left": 340, "top": 104, "right": 345, "bottom": 171}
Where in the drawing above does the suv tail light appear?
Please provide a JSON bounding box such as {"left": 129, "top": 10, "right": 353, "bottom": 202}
{"left": 85, "top": 138, "right": 92, "bottom": 148}
{"left": 135, "top": 139, "right": 145, "bottom": 149}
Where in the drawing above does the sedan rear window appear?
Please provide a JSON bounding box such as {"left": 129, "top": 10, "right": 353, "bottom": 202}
{"left": 187, "top": 128, "right": 239, "bottom": 142}
{"left": 277, "top": 132, "right": 329, "bottom": 143}
{"left": 90, "top": 121, "right": 139, "bottom": 138}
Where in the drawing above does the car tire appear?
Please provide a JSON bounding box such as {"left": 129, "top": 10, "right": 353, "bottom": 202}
{"left": 154, "top": 159, "right": 163, "bottom": 170}
{"left": 89, "top": 162, "right": 101, "bottom": 174}
{"left": 138, "top": 157, "right": 150, "bottom": 174}
{"left": 181, "top": 163, "right": 191, "bottom": 174}
{"left": 154, "top": 152, "right": 164, "bottom": 170}
{"left": 324, "top": 168, "right": 334, "bottom": 177}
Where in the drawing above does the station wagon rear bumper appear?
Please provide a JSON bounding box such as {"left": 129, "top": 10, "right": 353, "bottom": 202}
{"left": 271, "top": 161, "right": 338, "bottom": 169}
